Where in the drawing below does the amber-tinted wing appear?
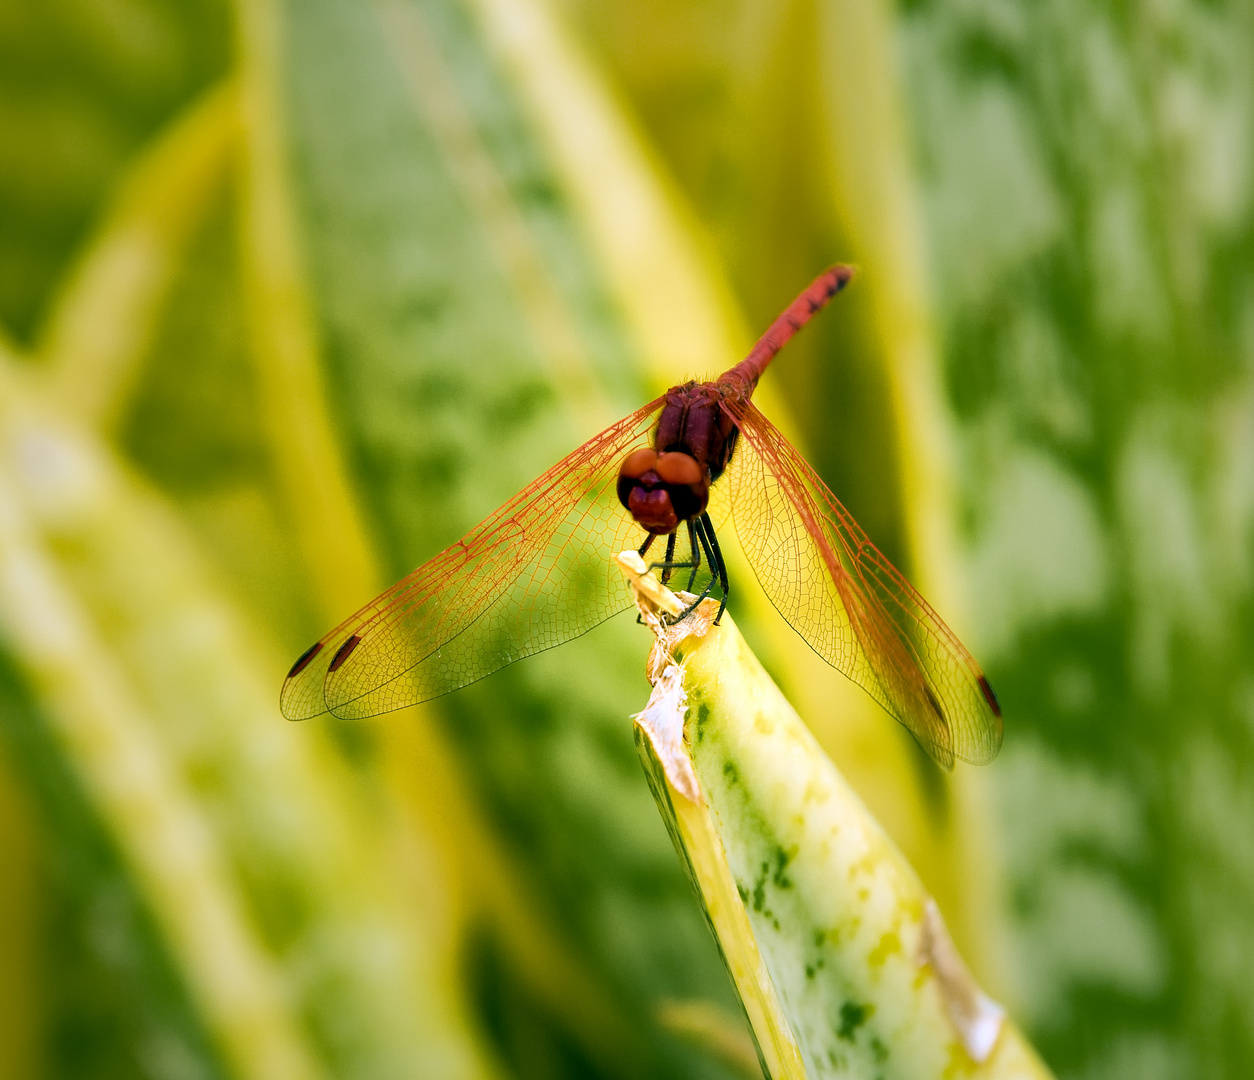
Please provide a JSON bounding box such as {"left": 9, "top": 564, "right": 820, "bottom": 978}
{"left": 722, "top": 399, "right": 1002, "bottom": 767}
{"left": 281, "top": 397, "right": 666, "bottom": 721}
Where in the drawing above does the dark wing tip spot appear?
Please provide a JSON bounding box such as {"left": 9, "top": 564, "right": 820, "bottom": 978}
{"left": 286, "top": 641, "right": 323, "bottom": 678}
{"left": 328, "top": 633, "right": 362, "bottom": 673}
{"left": 978, "top": 675, "right": 1002, "bottom": 717}
{"left": 923, "top": 685, "right": 948, "bottom": 728}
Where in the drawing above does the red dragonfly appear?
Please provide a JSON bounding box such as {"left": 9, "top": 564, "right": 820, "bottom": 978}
{"left": 281, "top": 267, "right": 1002, "bottom": 768}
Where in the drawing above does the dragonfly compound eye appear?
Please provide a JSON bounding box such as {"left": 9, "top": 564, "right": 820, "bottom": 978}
{"left": 618, "top": 447, "right": 658, "bottom": 484}
{"left": 654, "top": 451, "right": 703, "bottom": 487}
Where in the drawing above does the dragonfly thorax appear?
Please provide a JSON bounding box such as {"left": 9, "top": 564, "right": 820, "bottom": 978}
{"left": 654, "top": 381, "right": 742, "bottom": 482}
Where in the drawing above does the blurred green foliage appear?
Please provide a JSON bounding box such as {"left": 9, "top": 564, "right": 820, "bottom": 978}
{"left": 899, "top": 5, "right": 1254, "bottom": 1076}
{"left": 0, "top": 0, "right": 229, "bottom": 342}
{"left": 0, "top": 1, "right": 1251, "bottom": 1079}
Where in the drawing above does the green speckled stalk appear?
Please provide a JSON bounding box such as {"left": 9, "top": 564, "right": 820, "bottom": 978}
{"left": 634, "top": 607, "right": 1054, "bottom": 1080}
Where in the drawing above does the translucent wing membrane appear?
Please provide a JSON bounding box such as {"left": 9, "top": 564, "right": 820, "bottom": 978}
{"left": 281, "top": 398, "right": 666, "bottom": 720}
{"left": 723, "top": 399, "right": 1002, "bottom": 768}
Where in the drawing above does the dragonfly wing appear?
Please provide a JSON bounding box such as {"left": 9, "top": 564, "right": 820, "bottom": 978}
{"left": 281, "top": 398, "right": 666, "bottom": 720}
{"left": 723, "top": 400, "right": 1002, "bottom": 767}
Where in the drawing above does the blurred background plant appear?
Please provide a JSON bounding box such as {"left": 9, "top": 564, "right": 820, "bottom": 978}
{"left": 0, "top": 0, "right": 1251, "bottom": 1078}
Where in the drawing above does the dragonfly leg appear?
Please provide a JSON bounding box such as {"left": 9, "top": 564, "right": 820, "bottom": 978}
{"left": 698, "top": 512, "right": 729, "bottom": 624}
{"left": 646, "top": 527, "right": 698, "bottom": 584}
{"left": 669, "top": 517, "right": 720, "bottom": 623}
{"left": 660, "top": 529, "right": 678, "bottom": 584}
{"left": 685, "top": 518, "right": 701, "bottom": 591}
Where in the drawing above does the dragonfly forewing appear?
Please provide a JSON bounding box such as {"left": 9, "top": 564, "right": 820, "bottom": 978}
{"left": 280, "top": 399, "right": 665, "bottom": 720}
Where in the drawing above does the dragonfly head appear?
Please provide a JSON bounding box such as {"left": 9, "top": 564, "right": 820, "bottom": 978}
{"left": 617, "top": 447, "right": 710, "bottom": 534}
